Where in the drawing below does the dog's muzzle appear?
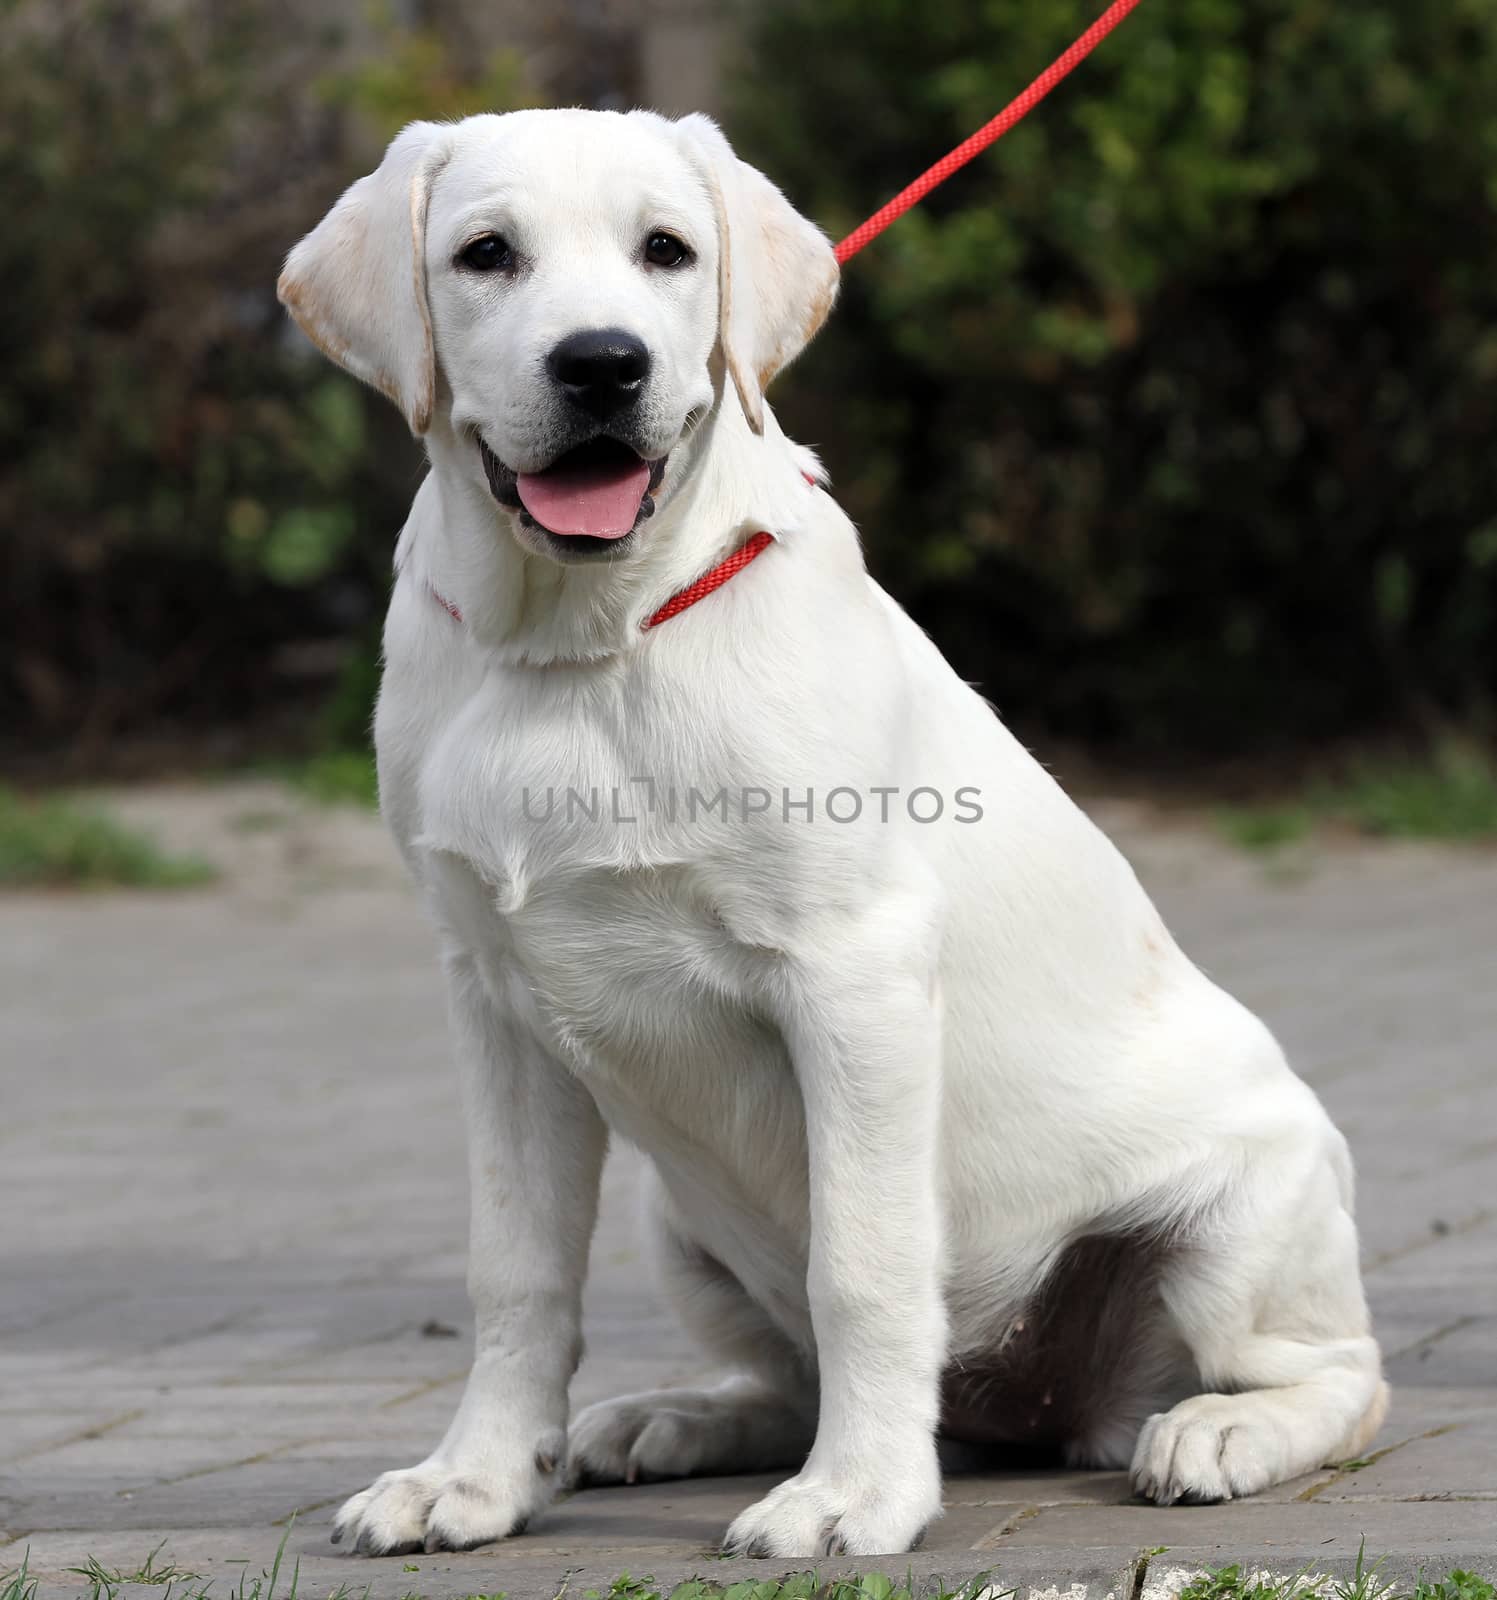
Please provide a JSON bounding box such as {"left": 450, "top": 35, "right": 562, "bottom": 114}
{"left": 479, "top": 435, "right": 668, "bottom": 546}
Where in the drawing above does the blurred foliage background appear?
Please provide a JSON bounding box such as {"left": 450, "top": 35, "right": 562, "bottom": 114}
{"left": 0, "top": 0, "right": 529, "bottom": 774}
{"left": 2, "top": 0, "right": 1495, "bottom": 779}
{"left": 740, "top": 0, "right": 1497, "bottom": 759}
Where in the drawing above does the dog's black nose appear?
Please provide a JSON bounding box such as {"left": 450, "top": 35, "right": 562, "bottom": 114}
{"left": 547, "top": 328, "right": 651, "bottom": 418}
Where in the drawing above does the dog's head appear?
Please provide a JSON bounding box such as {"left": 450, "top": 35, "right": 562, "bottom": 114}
{"left": 278, "top": 110, "right": 837, "bottom": 564}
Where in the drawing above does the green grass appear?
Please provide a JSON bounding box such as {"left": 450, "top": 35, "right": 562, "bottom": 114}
{"left": 0, "top": 786, "right": 215, "bottom": 890}
{"left": 231, "top": 807, "right": 293, "bottom": 835}
{"left": 4, "top": 1546, "right": 1492, "bottom": 1600}
{"left": 1326, "top": 744, "right": 1497, "bottom": 839}
{"left": 66, "top": 1540, "right": 203, "bottom": 1589}
{"left": 1217, "top": 741, "right": 1497, "bottom": 852}
{"left": 3, "top": 1529, "right": 363, "bottom": 1600}
{"left": 278, "top": 749, "right": 380, "bottom": 810}
{"left": 1176, "top": 1554, "right": 1495, "bottom": 1600}
{"left": 1417, "top": 1579, "right": 1497, "bottom": 1600}
{"left": 0, "top": 1553, "right": 1003, "bottom": 1600}
{"left": 0, "top": 1554, "right": 35, "bottom": 1600}
{"left": 1216, "top": 805, "right": 1314, "bottom": 853}
{"left": 574, "top": 1578, "right": 1003, "bottom": 1600}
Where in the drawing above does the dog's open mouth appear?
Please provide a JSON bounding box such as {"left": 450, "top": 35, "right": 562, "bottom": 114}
{"left": 479, "top": 436, "right": 667, "bottom": 543}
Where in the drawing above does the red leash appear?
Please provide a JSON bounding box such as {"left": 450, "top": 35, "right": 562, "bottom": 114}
{"left": 834, "top": 0, "right": 1145, "bottom": 264}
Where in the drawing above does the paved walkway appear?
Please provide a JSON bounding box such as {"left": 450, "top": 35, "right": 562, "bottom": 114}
{"left": 2, "top": 783, "right": 1494, "bottom": 1598}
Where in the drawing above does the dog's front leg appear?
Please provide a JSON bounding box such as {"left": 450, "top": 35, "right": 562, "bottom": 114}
{"left": 333, "top": 951, "right": 606, "bottom": 1555}
{"left": 725, "top": 916, "right": 946, "bottom": 1558}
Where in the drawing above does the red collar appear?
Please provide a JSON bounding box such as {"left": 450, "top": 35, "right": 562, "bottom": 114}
{"left": 429, "top": 472, "right": 814, "bottom": 632}
{"left": 639, "top": 530, "right": 774, "bottom": 630}
{"left": 428, "top": 530, "right": 773, "bottom": 631}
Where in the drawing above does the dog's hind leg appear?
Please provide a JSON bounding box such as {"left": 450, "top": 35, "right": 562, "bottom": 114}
{"left": 568, "top": 1173, "right": 815, "bottom": 1486}
{"left": 1131, "top": 1123, "right": 1387, "bottom": 1504}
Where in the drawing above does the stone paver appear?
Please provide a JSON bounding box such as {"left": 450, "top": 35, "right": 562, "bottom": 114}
{"left": 2, "top": 781, "right": 1494, "bottom": 1596}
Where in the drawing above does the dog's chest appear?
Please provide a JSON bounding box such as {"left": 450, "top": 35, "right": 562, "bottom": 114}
{"left": 413, "top": 672, "right": 806, "bottom": 1183}
{"left": 437, "top": 848, "right": 808, "bottom": 1227}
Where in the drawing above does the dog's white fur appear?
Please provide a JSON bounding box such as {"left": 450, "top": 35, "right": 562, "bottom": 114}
{"left": 280, "top": 108, "right": 1386, "bottom": 1560}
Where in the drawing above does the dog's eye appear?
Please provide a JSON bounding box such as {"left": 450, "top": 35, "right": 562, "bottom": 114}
{"left": 459, "top": 234, "right": 514, "bottom": 273}
{"left": 644, "top": 232, "right": 691, "bottom": 269}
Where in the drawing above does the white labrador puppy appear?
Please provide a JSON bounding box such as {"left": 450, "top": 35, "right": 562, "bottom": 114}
{"left": 279, "top": 108, "right": 1386, "bottom": 1560}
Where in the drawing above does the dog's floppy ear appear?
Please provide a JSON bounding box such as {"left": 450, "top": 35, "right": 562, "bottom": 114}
{"left": 277, "top": 121, "right": 452, "bottom": 435}
{"left": 675, "top": 114, "right": 838, "bottom": 434}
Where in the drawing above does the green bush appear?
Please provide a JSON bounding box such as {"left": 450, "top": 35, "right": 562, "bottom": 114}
{"left": 731, "top": 0, "right": 1497, "bottom": 755}
{"left": 0, "top": 0, "right": 528, "bottom": 767}
{"left": 6, "top": 1, "right": 1493, "bottom": 769}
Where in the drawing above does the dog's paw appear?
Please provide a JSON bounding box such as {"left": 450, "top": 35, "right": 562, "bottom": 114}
{"left": 722, "top": 1461, "right": 940, "bottom": 1559}
{"left": 569, "top": 1391, "right": 710, "bottom": 1486}
{"left": 331, "top": 1438, "right": 562, "bottom": 1555}
{"left": 1130, "top": 1395, "right": 1280, "bottom": 1506}
{"left": 570, "top": 1386, "right": 798, "bottom": 1487}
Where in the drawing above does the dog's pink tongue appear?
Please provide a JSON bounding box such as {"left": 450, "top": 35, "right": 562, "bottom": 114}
{"left": 516, "top": 457, "right": 650, "bottom": 539}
